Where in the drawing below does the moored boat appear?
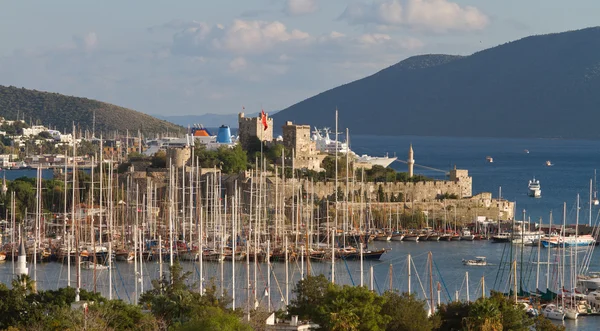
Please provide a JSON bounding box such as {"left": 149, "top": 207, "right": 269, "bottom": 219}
{"left": 462, "top": 256, "right": 487, "bottom": 266}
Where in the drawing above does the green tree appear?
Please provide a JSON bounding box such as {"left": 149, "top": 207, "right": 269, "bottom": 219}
{"left": 434, "top": 301, "right": 472, "bottom": 331}
{"left": 289, "top": 275, "right": 388, "bottom": 331}
{"left": 465, "top": 298, "right": 502, "bottom": 331}
{"left": 90, "top": 299, "right": 158, "bottom": 331}
{"left": 140, "top": 261, "right": 194, "bottom": 326}
{"left": 173, "top": 306, "right": 252, "bottom": 331}
{"left": 381, "top": 291, "right": 436, "bottom": 331}
{"left": 151, "top": 150, "right": 167, "bottom": 168}
{"left": 288, "top": 275, "right": 333, "bottom": 322}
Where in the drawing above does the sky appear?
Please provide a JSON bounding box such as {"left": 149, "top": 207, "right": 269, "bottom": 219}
{"left": 0, "top": 0, "right": 598, "bottom": 117}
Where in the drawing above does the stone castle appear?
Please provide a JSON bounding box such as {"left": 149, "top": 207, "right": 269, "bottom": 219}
{"left": 121, "top": 112, "right": 515, "bottom": 223}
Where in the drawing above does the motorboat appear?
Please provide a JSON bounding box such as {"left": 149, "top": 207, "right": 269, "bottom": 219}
{"left": 486, "top": 156, "right": 493, "bottom": 163}
{"left": 541, "top": 234, "right": 596, "bottom": 248}
{"left": 546, "top": 160, "right": 554, "bottom": 167}
{"left": 528, "top": 177, "right": 541, "bottom": 198}
{"left": 492, "top": 232, "right": 512, "bottom": 243}
{"left": 541, "top": 304, "right": 564, "bottom": 320}
{"left": 460, "top": 229, "right": 475, "bottom": 241}
{"left": 462, "top": 256, "right": 487, "bottom": 266}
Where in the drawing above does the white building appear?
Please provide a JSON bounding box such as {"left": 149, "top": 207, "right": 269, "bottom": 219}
{"left": 22, "top": 125, "right": 48, "bottom": 136}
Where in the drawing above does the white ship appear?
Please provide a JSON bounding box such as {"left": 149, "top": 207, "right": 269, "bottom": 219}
{"left": 312, "top": 127, "right": 350, "bottom": 154}
{"left": 312, "top": 127, "right": 396, "bottom": 168}
{"left": 354, "top": 154, "right": 397, "bottom": 168}
{"left": 528, "top": 177, "right": 541, "bottom": 198}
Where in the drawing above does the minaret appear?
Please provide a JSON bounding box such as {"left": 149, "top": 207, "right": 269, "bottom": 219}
{"left": 408, "top": 144, "right": 415, "bottom": 178}
{"left": 16, "top": 228, "right": 28, "bottom": 276}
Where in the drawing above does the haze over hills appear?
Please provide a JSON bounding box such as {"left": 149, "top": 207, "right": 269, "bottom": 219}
{"left": 156, "top": 110, "right": 279, "bottom": 129}
{"left": 272, "top": 27, "right": 600, "bottom": 139}
{"left": 0, "top": 86, "right": 184, "bottom": 135}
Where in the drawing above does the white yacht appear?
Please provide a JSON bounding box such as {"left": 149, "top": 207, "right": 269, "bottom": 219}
{"left": 542, "top": 304, "right": 564, "bottom": 320}
{"left": 312, "top": 127, "right": 396, "bottom": 168}
{"left": 312, "top": 127, "right": 350, "bottom": 154}
{"left": 462, "top": 256, "right": 487, "bottom": 266}
{"left": 355, "top": 154, "right": 397, "bottom": 168}
{"left": 528, "top": 177, "right": 541, "bottom": 198}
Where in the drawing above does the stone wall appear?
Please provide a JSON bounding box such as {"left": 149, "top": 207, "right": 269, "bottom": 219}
{"left": 166, "top": 147, "right": 191, "bottom": 168}
{"left": 279, "top": 179, "right": 471, "bottom": 202}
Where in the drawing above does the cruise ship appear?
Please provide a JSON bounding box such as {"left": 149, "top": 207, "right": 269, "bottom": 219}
{"left": 312, "top": 127, "right": 397, "bottom": 168}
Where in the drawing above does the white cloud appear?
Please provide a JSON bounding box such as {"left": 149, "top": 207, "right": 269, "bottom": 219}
{"left": 339, "top": 0, "right": 488, "bottom": 32}
{"left": 357, "top": 33, "right": 392, "bottom": 45}
{"left": 172, "top": 19, "right": 310, "bottom": 55}
{"left": 229, "top": 57, "right": 247, "bottom": 72}
{"left": 284, "top": 0, "right": 318, "bottom": 16}
{"left": 73, "top": 32, "right": 98, "bottom": 52}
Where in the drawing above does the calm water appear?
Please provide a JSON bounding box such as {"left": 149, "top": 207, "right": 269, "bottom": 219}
{"left": 351, "top": 135, "right": 600, "bottom": 224}
{"left": 1, "top": 135, "right": 600, "bottom": 329}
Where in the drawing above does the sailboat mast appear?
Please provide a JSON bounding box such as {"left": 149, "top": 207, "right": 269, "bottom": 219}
{"left": 588, "top": 178, "right": 592, "bottom": 230}
{"left": 108, "top": 160, "right": 113, "bottom": 300}
{"left": 575, "top": 195, "right": 580, "bottom": 284}
{"left": 72, "top": 124, "right": 80, "bottom": 302}
{"left": 546, "top": 211, "right": 552, "bottom": 290}
{"left": 334, "top": 109, "right": 338, "bottom": 247}
{"left": 344, "top": 127, "right": 349, "bottom": 247}
{"left": 232, "top": 182, "right": 237, "bottom": 310}
{"left": 536, "top": 216, "right": 542, "bottom": 293}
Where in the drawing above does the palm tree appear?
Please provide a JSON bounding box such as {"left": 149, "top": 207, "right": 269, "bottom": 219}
{"left": 12, "top": 274, "right": 36, "bottom": 294}
{"left": 465, "top": 299, "right": 502, "bottom": 331}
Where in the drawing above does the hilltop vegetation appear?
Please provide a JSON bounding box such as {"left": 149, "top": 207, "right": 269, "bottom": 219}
{"left": 0, "top": 85, "right": 183, "bottom": 135}
{"left": 273, "top": 27, "right": 600, "bottom": 139}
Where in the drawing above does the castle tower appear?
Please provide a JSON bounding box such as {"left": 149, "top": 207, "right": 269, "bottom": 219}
{"left": 408, "top": 144, "right": 414, "bottom": 178}
{"left": 15, "top": 229, "right": 28, "bottom": 276}
{"left": 238, "top": 112, "right": 273, "bottom": 150}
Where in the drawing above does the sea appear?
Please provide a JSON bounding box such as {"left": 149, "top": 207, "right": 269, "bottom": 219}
{"left": 1, "top": 135, "right": 599, "bottom": 329}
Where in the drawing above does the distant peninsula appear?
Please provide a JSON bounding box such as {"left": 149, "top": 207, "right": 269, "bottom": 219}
{"left": 0, "top": 85, "right": 183, "bottom": 135}
{"left": 273, "top": 27, "right": 600, "bottom": 139}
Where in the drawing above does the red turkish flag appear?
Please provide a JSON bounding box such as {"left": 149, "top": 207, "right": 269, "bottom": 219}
{"left": 261, "top": 110, "right": 268, "bottom": 131}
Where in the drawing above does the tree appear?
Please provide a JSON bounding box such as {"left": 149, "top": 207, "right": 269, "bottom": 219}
{"left": 288, "top": 275, "right": 332, "bottom": 322}
{"left": 381, "top": 291, "right": 436, "bottom": 331}
{"left": 173, "top": 306, "right": 252, "bottom": 331}
{"left": 465, "top": 299, "right": 502, "bottom": 331}
{"left": 140, "top": 261, "right": 194, "bottom": 326}
{"left": 434, "top": 301, "right": 472, "bottom": 331}
{"left": 289, "top": 276, "right": 388, "bottom": 331}
{"left": 90, "top": 299, "right": 159, "bottom": 331}
{"left": 533, "top": 315, "right": 565, "bottom": 331}
{"left": 151, "top": 150, "right": 167, "bottom": 168}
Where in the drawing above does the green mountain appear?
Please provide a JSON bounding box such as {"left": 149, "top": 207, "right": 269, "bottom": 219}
{"left": 0, "top": 85, "right": 183, "bottom": 135}
{"left": 273, "top": 27, "right": 600, "bottom": 139}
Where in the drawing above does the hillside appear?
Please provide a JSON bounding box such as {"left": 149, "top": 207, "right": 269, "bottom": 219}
{"left": 0, "top": 86, "right": 183, "bottom": 135}
{"left": 273, "top": 27, "right": 600, "bottom": 139}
